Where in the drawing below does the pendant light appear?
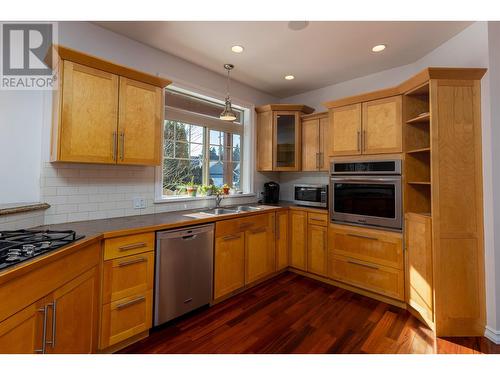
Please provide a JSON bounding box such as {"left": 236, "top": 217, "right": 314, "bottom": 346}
{"left": 220, "top": 63, "right": 237, "bottom": 122}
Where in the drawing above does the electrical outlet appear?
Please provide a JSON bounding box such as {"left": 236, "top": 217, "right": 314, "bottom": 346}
{"left": 133, "top": 197, "right": 146, "bottom": 209}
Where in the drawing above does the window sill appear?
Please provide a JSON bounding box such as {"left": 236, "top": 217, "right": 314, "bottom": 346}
{"left": 154, "top": 193, "right": 256, "bottom": 204}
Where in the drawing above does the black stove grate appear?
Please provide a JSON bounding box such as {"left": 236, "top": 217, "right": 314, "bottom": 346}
{"left": 0, "top": 229, "right": 84, "bottom": 271}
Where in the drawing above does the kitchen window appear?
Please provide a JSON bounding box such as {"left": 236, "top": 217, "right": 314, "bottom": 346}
{"left": 158, "top": 88, "right": 246, "bottom": 199}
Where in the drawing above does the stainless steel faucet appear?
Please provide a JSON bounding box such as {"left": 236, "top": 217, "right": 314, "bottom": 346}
{"left": 214, "top": 192, "right": 223, "bottom": 208}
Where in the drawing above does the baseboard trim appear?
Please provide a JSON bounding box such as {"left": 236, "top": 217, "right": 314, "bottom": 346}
{"left": 484, "top": 326, "right": 500, "bottom": 344}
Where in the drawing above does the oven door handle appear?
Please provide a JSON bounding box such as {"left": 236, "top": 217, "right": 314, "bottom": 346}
{"left": 331, "top": 177, "right": 400, "bottom": 183}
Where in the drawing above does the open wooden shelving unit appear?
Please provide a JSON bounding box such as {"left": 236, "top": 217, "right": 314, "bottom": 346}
{"left": 404, "top": 82, "right": 431, "bottom": 215}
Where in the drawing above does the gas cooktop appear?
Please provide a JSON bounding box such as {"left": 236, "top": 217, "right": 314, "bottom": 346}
{"left": 0, "top": 229, "right": 84, "bottom": 271}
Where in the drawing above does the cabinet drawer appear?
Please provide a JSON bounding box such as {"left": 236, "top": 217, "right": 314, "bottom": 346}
{"left": 99, "top": 290, "right": 153, "bottom": 349}
{"left": 307, "top": 212, "right": 328, "bottom": 227}
{"left": 330, "top": 254, "right": 404, "bottom": 301}
{"left": 329, "top": 224, "right": 403, "bottom": 269}
{"left": 102, "top": 252, "right": 154, "bottom": 304}
{"left": 104, "top": 232, "right": 155, "bottom": 260}
{"left": 215, "top": 213, "right": 273, "bottom": 238}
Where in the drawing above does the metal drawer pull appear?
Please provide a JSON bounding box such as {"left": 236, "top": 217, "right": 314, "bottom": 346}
{"left": 118, "top": 257, "right": 147, "bottom": 267}
{"left": 116, "top": 296, "right": 145, "bottom": 310}
{"left": 46, "top": 302, "right": 56, "bottom": 348}
{"left": 35, "top": 305, "right": 48, "bottom": 353}
{"left": 347, "top": 260, "right": 379, "bottom": 270}
{"left": 251, "top": 227, "right": 266, "bottom": 234}
{"left": 222, "top": 234, "right": 241, "bottom": 241}
{"left": 118, "top": 242, "right": 147, "bottom": 251}
{"left": 347, "top": 233, "right": 378, "bottom": 241}
{"left": 112, "top": 131, "right": 117, "bottom": 161}
{"left": 310, "top": 218, "right": 326, "bottom": 222}
{"left": 119, "top": 131, "right": 125, "bottom": 161}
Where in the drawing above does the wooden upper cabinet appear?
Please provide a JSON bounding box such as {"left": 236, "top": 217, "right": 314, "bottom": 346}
{"left": 118, "top": 78, "right": 163, "bottom": 165}
{"left": 301, "top": 113, "right": 329, "bottom": 171}
{"left": 362, "top": 96, "right": 402, "bottom": 154}
{"left": 328, "top": 104, "right": 362, "bottom": 156}
{"left": 51, "top": 46, "right": 170, "bottom": 166}
{"left": 58, "top": 61, "right": 119, "bottom": 163}
{"left": 256, "top": 104, "right": 314, "bottom": 172}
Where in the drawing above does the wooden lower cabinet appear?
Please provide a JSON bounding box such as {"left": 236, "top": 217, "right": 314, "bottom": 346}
{"left": 0, "top": 299, "right": 46, "bottom": 354}
{"left": 307, "top": 224, "right": 328, "bottom": 277}
{"left": 47, "top": 267, "right": 99, "bottom": 353}
{"left": 214, "top": 232, "right": 245, "bottom": 299}
{"left": 290, "top": 210, "right": 307, "bottom": 270}
{"left": 328, "top": 223, "right": 404, "bottom": 301}
{"left": 245, "top": 215, "right": 276, "bottom": 284}
{"left": 100, "top": 291, "right": 153, "bottom": 348}
{"left": 405, "top": 213, "right": 434, "bottom": 326}
{"left": 100, "top": 234, "right": 155, "bottom": 350}
{"left": 276, "top": 210, "right": 289, "bottom": 270}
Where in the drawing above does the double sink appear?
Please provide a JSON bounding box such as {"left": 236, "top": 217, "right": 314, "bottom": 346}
{"left": 200, "top": 205, "right": 262, "bottom": 216}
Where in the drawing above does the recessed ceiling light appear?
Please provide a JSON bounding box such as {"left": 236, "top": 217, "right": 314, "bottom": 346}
{"left": 231, "top": 45, "right": 244, "bottom": 53}
{"left": 284, "top": 75, "right": 295, "bottom": 80}
{"left": 372, "top": 44, "right": 387, "bottom": 52}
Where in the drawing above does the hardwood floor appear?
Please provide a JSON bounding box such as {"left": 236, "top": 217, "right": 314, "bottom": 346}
{"left": 119, "top": 272, "right": 500, "bottom": 354}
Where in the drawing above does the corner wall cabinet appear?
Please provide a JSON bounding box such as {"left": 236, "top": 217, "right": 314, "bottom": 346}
{"left": 327, "top": 95, "right": 402, "bottom": 156}
{"left": 50, "top": 46, "right": 170, "bottom": 166}
{"left": 301, "top": 112, "right": 329, "bottom": 171}
{"left": 256, "top": 104, "right": 314, "bottom": 171}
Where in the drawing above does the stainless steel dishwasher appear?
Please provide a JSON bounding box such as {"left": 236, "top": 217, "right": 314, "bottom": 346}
{"left": 154, "top": 223, "right": 214, "bottom": 326}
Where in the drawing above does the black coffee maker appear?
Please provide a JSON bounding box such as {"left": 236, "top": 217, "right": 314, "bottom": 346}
{"left": 262, "top": 182, "right": 280, "bottom": 204}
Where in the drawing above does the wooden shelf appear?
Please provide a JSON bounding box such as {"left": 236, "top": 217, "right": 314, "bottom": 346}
{"left": 406, "top": 211, "right": 432, "bottom": 218}
{"left": 405, "top": 82, "right": 429, "bottom": 96}
{"left": 406, "top": 147, "right": 430, "bottom": 154}
{"left": 407, "top": 181, "right": 431, "bottom": 185}
{"left": 406, "top": 113, "right": 430, "bottom": 124}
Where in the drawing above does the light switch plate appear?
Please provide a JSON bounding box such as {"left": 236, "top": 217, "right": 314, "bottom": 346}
{"left": 133, "top": 197, "right": 146, "bottom": 209}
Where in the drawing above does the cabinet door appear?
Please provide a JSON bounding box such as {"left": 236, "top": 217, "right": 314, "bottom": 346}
{"left": 289, "top": 210, "right": 307, "bottom": 270}
{"left": 257, "top": 110, "right": 273, "bottom": 171}
{"left": 328, "top": 104, "right": 362, "bottom": 156}
{"left": 60, "top": 61, "right": 119, "bottom": 163}
{"left": 245, "top": 217, "right": 276, "bottom": 284}
{"left": 274, "top": 111, "right": 301, "bottom": 171}
{"left": 46, "top": 267, "right": 99, "bottom": 354}
{"left": 362, "top": 96, "right": 402, "bottom": 154}
{"left": 214, "top": 232, "right": 245, "bottom": 299}
{"left": 302, "top": 118, "right": 320, "bottom": 171}
{"left": 406, "top": 214, "right": 434, "bottom": 325}
{"left": 276, "top": 211, "right": 289, "bottom": 270}
{"left": 318, "top": 116, "right": 329, "bottom": 171}
{"left": 0, "top": 299, "right": 46, "bottom": 354}
{"left": 118, "top": 77, "right": 163, "bottom": 165}
{"left": 307, "top": 224, "right": 328, "bottom": 277}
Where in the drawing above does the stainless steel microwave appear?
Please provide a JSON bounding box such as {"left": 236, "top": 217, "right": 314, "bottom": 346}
{"left": 329, "top": 160, "right": 402, "bottom": 230}
{"left": 293, "top": 184, "right": 328, "bottom": 208}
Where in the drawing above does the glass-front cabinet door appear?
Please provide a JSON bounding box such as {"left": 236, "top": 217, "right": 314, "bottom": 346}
{"left": 273, "top": 111, "right": 300, "bottom": 170}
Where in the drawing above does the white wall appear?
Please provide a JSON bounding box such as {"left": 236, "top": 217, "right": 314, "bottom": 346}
{"left": 0, "top": 90, "right": 43, "bottom": 204}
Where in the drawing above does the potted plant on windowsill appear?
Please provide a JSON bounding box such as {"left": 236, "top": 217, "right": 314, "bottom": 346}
{"left": 186, "top": 177, "right": 197, "bottom": 197}
{"left": 222, "top": 184, "right": 231, "bottom": 195}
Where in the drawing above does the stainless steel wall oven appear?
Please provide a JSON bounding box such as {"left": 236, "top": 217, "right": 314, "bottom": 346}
{"left": 329, "top": 160, "right": 402, "bottom": 230}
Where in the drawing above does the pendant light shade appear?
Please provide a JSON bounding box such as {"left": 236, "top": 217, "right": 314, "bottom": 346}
{"left": 220, "top": 64, "right": 237, "bottom": 122}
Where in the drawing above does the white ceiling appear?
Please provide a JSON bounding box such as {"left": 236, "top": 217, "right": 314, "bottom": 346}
{"left": 96, "top": 21, "right": 472, "bottom": 98}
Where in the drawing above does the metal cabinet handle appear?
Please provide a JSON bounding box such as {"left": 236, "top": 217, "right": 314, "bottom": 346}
{"left": 222, "top": 234, "right": 241, "bottom": 241}
{"left": 316, "top": 152, "right": 319, "bottom": 169}
{"left": 118, "top": 242, "right": 147, "bottom": 251}
{"left": 34, "top": 305, "right": 48, "bottom": 353}
{"left": 119, "top": 131, "right": 125, "bottom": 161}
{"left": 250, "top": 227, "right": 267, "bottom": 234}
{"left": 112, "top": 131, "right": 117, "bottom": 161}
{"left": 310, "top": 218, "right": 325, "bottom": 222}
{"left": 363, "top": 130, "right": 366, "bottom": 152}
{"left": 46, "top": 302, "right": 56, "bottom": 349}
{"left": 357, "top": 131, "right": 361, "bottom": 151}
{"left": 347, "top": 233, "right": 378, "bottom": 241}
{"left": 118, "top": 257, "right": 147, "bottom": 267}
{"left": 347, "top": 260, "right": 379, "bottom": 270}
{"left": 116, "top": 296, "right": 145, "bottom": 310}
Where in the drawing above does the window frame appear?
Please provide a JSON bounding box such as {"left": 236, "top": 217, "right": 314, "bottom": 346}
{"left": 155, "top": 85, "right": 254, "bottom": 203}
